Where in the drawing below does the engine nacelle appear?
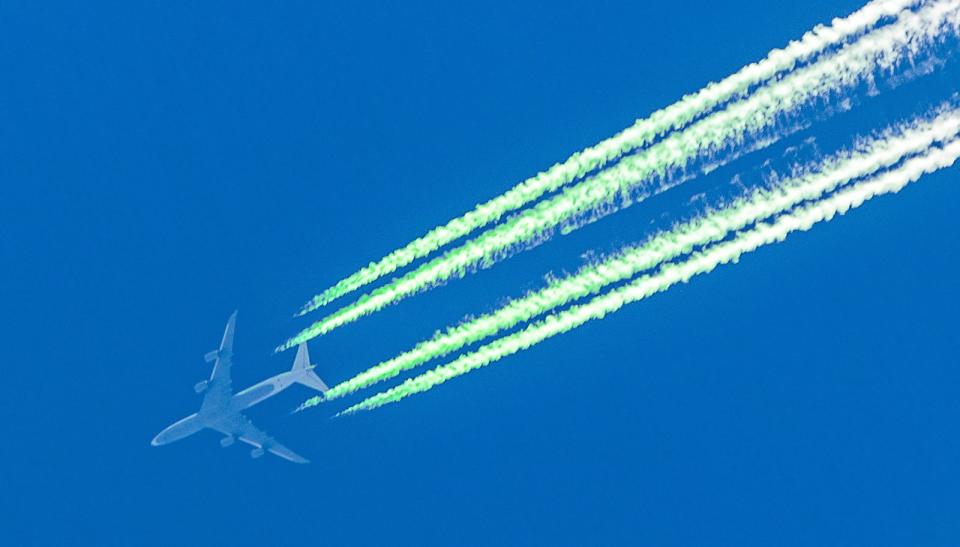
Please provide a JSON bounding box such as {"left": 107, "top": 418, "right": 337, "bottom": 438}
{"left": 204, "top": 350, "right": 220, "bottom": 363}
{"left": 220, "top": 436, "right": 234, "bottom": 448}
{"left": 250, "top": 447, "right": 265, "bottom": 459}
{"left": 194, "top": 380, "right": 208, "bottom": 394}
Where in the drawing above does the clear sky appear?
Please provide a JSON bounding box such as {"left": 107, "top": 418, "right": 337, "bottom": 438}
{"left": 3, "top": 1, "right": 960, "bottom": 545}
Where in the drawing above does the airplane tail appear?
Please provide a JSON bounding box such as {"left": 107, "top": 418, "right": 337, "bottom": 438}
{"left": 291, "top": 342, "right": 329, "bottom": 394}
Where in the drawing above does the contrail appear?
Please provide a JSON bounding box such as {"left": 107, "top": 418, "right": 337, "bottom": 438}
{"left": 297, "top": 0, "right": 920, "bottom": 314}
{"left": 299, "top": 105, "right": 960, "bottom": 408}
{"left": 280, "top": 0, "right": 960, "bottom": 350}
{"left": 299, "top": 105, "right": 960, "bottom": 406}
{"left": 337, "top": 136, "right": 960, "bottom": 414}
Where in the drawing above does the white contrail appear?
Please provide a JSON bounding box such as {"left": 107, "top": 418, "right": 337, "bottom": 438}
{"left": 299, "top": 104, "right": 960, "bottom": 405}
{"left": 298, "top": 0, "right": 921, "bottom": 313}
{"left": 281, "top": 0, "right": 960, "bottom": 349}
{"left": 339, "top": 135, "right": 960, "bottom": 414}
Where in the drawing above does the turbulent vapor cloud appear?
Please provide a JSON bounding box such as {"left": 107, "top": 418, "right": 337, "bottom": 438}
{"left": 338, "top": 135, "right": 960, "bottom": 414}
{"left": 282, "top": 0, "right": 960, "bottom": 350}
{"left": 296, "top": 0, "right": 920, "bottom": 315}
{"left": 298, "top": 104, "right": 960, "bottom": 408}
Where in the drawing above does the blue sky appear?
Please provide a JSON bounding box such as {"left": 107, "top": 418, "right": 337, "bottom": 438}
{"left": 3, "top": 1, "right": 960, "bottom": 545}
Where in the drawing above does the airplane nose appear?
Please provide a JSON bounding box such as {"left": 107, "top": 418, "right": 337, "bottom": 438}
{"left": 151, "top": 431, "right": 166, "bottom": 446}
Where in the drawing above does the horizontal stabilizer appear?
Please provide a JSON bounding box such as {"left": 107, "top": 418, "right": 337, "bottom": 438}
{"left": 291, "top": 343, "right": 329, "bottom": 394}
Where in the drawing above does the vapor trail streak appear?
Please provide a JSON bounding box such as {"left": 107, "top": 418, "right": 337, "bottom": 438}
{"left": 281, "top": 0, "right": 960, "bottom": 350}
{"left": 338, "top": 136, "right": 960, "bottom": 414}
{"left": 298, "top": 0, "right": 919, "bottom": 314}
{"left": 299, "top": 106, "right": 960, "bottom": 406}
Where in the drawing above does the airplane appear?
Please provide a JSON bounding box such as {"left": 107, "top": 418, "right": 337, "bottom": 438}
{"left": 152, "top": 311, "right": 328, "bottom": 463}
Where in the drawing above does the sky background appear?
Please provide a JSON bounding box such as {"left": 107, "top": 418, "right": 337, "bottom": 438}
{"left": 3, "top": 1, "right": 960, "bottom": 545}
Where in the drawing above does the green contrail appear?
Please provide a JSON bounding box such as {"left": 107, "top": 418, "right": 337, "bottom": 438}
{"left": 297, "top": 0, "right": 920, "bottom": 314}
{"left": 339, "top": 136, "right": 960, "bottom": 414}
{"left": 280, "top": 0, "right": 960, "bottom": 350}
{"left": 297, "top": 106, "right": 960, "bottom": 408}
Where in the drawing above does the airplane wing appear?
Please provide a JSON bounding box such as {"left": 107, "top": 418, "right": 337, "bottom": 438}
{"left": 212, "top": 413, "right": 309, "bottom": 464}
{"left": 200, "top": 310, "right": 237, "bottom": 412}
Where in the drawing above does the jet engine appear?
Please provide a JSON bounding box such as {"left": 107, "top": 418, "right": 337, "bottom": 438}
{"left": 250, "top": 447, "right": 265, "bottom": 459}
{"left": 204, "top": 350, "right": 219, "bottom": 363}
{"left": 194, "top": 380, "right": 208, "bottom": 394}
{"left": 220, "top": 436, "right": 234, "bottom": 448}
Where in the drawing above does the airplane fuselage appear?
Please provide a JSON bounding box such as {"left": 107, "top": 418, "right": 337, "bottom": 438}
{"left": 151, "top": 370, "right": 300, "bottom": 447}
{"left": 153, "top": 311, "right": 325, "bottom": 463}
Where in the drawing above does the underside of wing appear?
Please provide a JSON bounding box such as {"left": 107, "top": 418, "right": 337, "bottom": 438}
{"left": 212, "top": 412, "right": 309, "bottom": 464}
{"left": 200, "top": 311, "right": 237, "bottom": 411}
